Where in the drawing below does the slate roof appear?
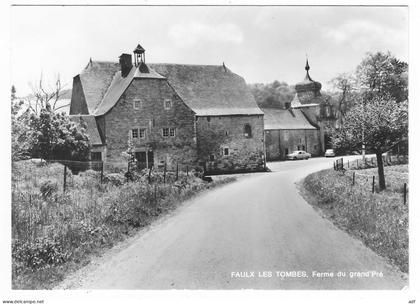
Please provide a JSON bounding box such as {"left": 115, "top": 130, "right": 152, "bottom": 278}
{"left": 262, "top": 108, "right": 317, "bottom": 130}
{"left": 149, "top": 64, "right": 263, "bottom": 116}
{"left": 76, "top": 60, "right": 262, "bottom": 117}
{"left": 79, "top": 61, "right": 120, "bottom": 113}
{"left": 69, "top": 115, "right": 103, "bottom": 145}
{"left": 93, "top": 65, "right": 165, "bottom": 116}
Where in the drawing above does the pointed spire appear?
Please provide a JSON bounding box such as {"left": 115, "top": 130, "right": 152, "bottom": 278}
{"left": 304, "top": 55, "right": 312, "bottom": 81}
{"left": 305, "top": 55, "right": 310, "bottom": 72}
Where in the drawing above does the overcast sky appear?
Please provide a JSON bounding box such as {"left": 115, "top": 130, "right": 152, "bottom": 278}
{"left": 10, "top": 5, "right": 408, "bottom": 95}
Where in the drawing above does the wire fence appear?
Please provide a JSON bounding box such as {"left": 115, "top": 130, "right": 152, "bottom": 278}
{"left": 12, "top": 159, "right": 204, "bottom": 196}
{"left": 11, "top": 159, "right": 207, "bottom": 243}
{"left": 332, "top": 154, "right": 408, "bottom": 204}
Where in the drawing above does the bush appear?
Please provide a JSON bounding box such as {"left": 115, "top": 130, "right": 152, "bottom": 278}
{"left": 39, "top": 181, "right": 58, "bottom": 198}
{"left": 12, "top": 238, "right": 70, "bottom": 270}
{"left": 102, "top": 173, "right": 126, "bottom": 186}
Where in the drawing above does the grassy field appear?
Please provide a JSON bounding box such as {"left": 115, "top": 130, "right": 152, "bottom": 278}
{"left": 301, "top": 164, "right": 408, "bottom": 273}
{"left": 11, "top": 160, "right": 236, "bottom": 289}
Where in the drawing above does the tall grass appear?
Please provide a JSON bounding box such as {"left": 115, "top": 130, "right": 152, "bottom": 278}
{"left": 302, "top": 166, "right": 408, "bottom": 273}
{"left": 11, "top": 160, "right": 235, "bottom": 289}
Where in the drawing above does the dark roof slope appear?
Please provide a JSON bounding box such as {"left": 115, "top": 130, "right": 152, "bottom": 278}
{"left": 149, "top": 64, "right": 263, "bottom": 116}
{"left": 75, "top": 61, "right": 262, "bottom": 116}
{"left": 94, "top": 65, "right": 165, "bottom": 116}
{"left": 69, "top": 115, "right": 103, "bottom": 145}
{"left": 79, "top": 61, "right": 120, "bottom": 113}
{"left": 262, "top": 108, "right": 316, "bottom": 130}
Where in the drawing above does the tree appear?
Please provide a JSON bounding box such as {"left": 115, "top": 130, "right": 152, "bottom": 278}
{"left": 329, "top": 73, "right": 358, "bottom": 117}
{"left": 356, "top": 51, "right": 408, "bottom": 103}
{"left": 121, "top": 137, "right": 137, "bottom": 170}
{"left": 27, "top": 73, "right": 70, "bottom": 114}
{"left": 331, "top": 96, "right": 408, "bottom": 190}
{"left": 28, "top": 105, "right": 91, "bottom": 161}
{"left": 249, "top": 81, "right": 294, "bottom": 109}
{"left": 11, "top": 86, "right": 31, "bottom": 161}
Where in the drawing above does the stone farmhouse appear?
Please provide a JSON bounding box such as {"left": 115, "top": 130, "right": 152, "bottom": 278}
{"left": 263, "top": 60, "right": 336, "bottom": 161}
{"left": 69, "top": 44, "right": 265, "bottom": 173}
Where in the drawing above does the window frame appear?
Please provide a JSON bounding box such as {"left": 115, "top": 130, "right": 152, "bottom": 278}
{"left": 244, "top": 123, "right": 252, "bottom": 138}
{"left": 169, "top": 127, "right": 176, "bottom": 137}
{"left": 131, "top": 128, "right": 139, "bottom": 139}
{"left": 223, "top": 147, "right": 230, "bottom": 156}
{"left": 139, "top": 128, "right": 146, "bottom": 139}
{"left": 133, "top": 98, "right": 142, "bottom": 110}
{"left": 162, "top": 127, "right": 169, "bottom": 137}
{"left": 90, "top": 152, "right": 102, "bottom": 161}
{"left": 164, "top": 99, "right": 172, "bottom": 110}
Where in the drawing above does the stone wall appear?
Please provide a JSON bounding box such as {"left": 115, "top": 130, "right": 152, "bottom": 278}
{"left": 265, "top": 128, "right": 321, "bottom": 161}
{"left": 103, "top": 78, "right": 197, "bottom": 170}
{"left": 196, "top": 115, "right": 265, "bottom": 173}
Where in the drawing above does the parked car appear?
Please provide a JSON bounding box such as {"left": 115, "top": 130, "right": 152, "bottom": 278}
{"left": 325, "top": 149, "right": 336, "bottom": 157}
{"left": 287, "top": 150, "right": 311, "bottom": 160}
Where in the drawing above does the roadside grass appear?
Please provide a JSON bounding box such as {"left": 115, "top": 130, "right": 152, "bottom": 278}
{"left": 301, "top": 165, "right": 408, "bottom": 273}
{"left": 11, "top": 160, "right": 236, "bottom": 289}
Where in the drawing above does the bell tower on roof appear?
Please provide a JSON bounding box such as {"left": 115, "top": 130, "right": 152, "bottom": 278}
{"left": 133, "top": 44, "right": 146, "bottom": 66}
{"left": 133, "top": 43, "right": 149, "bottom": 73}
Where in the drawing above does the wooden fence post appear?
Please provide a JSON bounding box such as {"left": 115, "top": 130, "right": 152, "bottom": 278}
{"left": 154, "top": 184, "right": 157, "bottom": 201}
{"left": 372, "top": 176, "right": 375, "bottom": 193}
{"left": 348, "top": 160, "right": 350, "bottom": 168}
{"left": 403, "top": 183, "right": 407, "bottom": 205}
{"left": 352, "top": 171, "right": 355, "bottom": 186}
{"left": 333, "top": 162, "right": 336, "bottom": 171}
{"left": 100, "top": 162, "right": 104, "bottom": 183}
{"left": 63, "top": 165, "right": 67, "bottom": 193}
{"left": 163, "top": 162, "right": 167, "bottom": 184}
{"left": 176, "top": 163, "right": 179, "bottom": 181}
{"left": 148, "top": 166, "right": 152, "bottom": 184}
{"left": 357, "top": 159, "right": 359, "bottom": 169}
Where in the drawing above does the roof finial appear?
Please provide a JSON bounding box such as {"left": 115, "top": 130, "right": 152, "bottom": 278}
{"left": 305, "top": 54, "right": 310, "bottom": 72}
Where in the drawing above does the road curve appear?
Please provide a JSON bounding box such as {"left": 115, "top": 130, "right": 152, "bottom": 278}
{"left": 57, "top": 156, "right": 407, "bottom": 289}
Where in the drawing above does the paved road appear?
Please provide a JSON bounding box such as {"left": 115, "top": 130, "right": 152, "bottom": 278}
{"left": 58, "top": 156, "right": 407, "bottom": 289}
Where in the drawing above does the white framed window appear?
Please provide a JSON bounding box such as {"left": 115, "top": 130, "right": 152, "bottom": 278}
{"left": 133, "top": 99, "right": 142, "bottom": 109}
{"left": 139, "top": 128, "right": 146, "bottom": 139}
{"left": 169, "top": 128, "right": 176, "bottom": 137}
{"left": 162, "top": 128, "right": 169, "bottom": 137}
{"left": 223, "top": 147, "right": 230, "bottom": 156}
{"left": 164, "top": 99, "right": 172, "bottom": 110}
{"left": 131, "top": 128, "right": 139, "bottom": 139}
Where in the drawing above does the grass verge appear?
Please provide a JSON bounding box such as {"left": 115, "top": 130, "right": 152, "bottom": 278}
{"left": 12, "top": 160, "right": 236, "bottom": 289}
{"left": 300, "top": 165, "right": 408, "bottom": 273}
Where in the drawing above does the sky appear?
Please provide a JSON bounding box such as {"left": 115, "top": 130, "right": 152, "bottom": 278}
{"left": 10, "top": 5, "right": 408, "bottom": 96}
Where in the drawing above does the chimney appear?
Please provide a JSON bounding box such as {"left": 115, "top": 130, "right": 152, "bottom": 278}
{"left": 119, "top": 53, "right": 132, "bottom": 77}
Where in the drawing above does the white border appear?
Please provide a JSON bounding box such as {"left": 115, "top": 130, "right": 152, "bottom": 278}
{"left": 1, "top": 1, "right": 418, "bottom": 304}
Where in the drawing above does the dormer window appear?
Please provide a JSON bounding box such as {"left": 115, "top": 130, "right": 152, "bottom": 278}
{"left": 133, "top": 99, "right": 142, "bottom": 109}
{"left": 164, "top": 99, "right": 172, "bottom": 110}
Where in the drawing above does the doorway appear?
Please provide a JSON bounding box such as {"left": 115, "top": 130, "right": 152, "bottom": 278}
{"left": 135, "top": 151, "right": 154, "bottom": 169}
